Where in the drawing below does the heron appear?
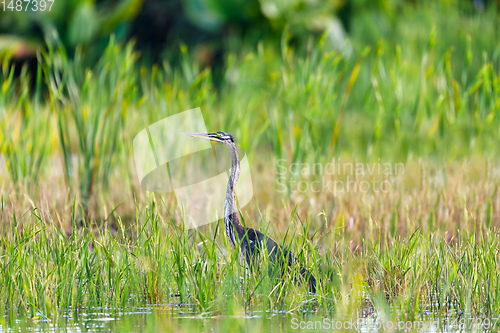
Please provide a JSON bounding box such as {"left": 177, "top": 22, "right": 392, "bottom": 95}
{"left": 182, "top": 131, "right": 317, "bottom": 293}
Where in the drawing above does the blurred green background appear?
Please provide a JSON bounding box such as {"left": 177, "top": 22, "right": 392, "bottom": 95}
{"left": 1, "top": 0, "right": 496, "bottom": 69}
{"left": 0, "top": 0, "right": 499, "bottom": 207}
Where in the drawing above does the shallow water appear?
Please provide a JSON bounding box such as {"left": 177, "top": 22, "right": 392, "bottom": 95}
{"left": 2, "top": 307, "right": 500, "bottom": 333}
{"left": 1, "top": 308, "right": 289, "bottom": 333}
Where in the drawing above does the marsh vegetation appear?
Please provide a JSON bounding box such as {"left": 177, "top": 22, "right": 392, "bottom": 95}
{"left": 1, "top": 2, "right": 500, "bottom": 331}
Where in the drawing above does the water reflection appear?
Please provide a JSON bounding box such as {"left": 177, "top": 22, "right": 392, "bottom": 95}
{"left": 1, "top": 307, "right": 498, "bottom": 332}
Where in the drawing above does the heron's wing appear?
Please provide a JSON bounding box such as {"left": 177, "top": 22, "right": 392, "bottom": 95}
{"left": 240, "top": 228, "right": 260, "bottom": 268}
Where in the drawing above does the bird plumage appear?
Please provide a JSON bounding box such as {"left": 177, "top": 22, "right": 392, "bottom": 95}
{"left": 182, "top": 131, "right": 316, "bottom": 293}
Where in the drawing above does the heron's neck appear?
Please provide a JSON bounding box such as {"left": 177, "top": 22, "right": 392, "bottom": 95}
{"left": 224, "top": 143, "right": 244, "bottom": 247}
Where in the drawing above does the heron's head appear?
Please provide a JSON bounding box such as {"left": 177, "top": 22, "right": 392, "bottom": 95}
{"left": 181, "top": 131, "right": 235, "bottom": 144}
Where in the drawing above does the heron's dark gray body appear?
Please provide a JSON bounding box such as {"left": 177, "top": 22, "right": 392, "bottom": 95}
{"left": 183, "top": 131, "right": 316, "bottom": 293}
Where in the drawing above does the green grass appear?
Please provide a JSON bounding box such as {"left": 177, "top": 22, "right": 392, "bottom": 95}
{"left": 1, "top": 194, "right": 500, "bottom": 328}
{"left": 0, "top": 2, "right": 500, "bottom": 331}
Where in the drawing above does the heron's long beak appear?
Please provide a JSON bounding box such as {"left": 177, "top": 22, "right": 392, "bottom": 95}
{"left": 181, "top": 132, "right": 224, "bottom": 143}
{"left": 181, "top": 132, "right": 211, "bottom": 139}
